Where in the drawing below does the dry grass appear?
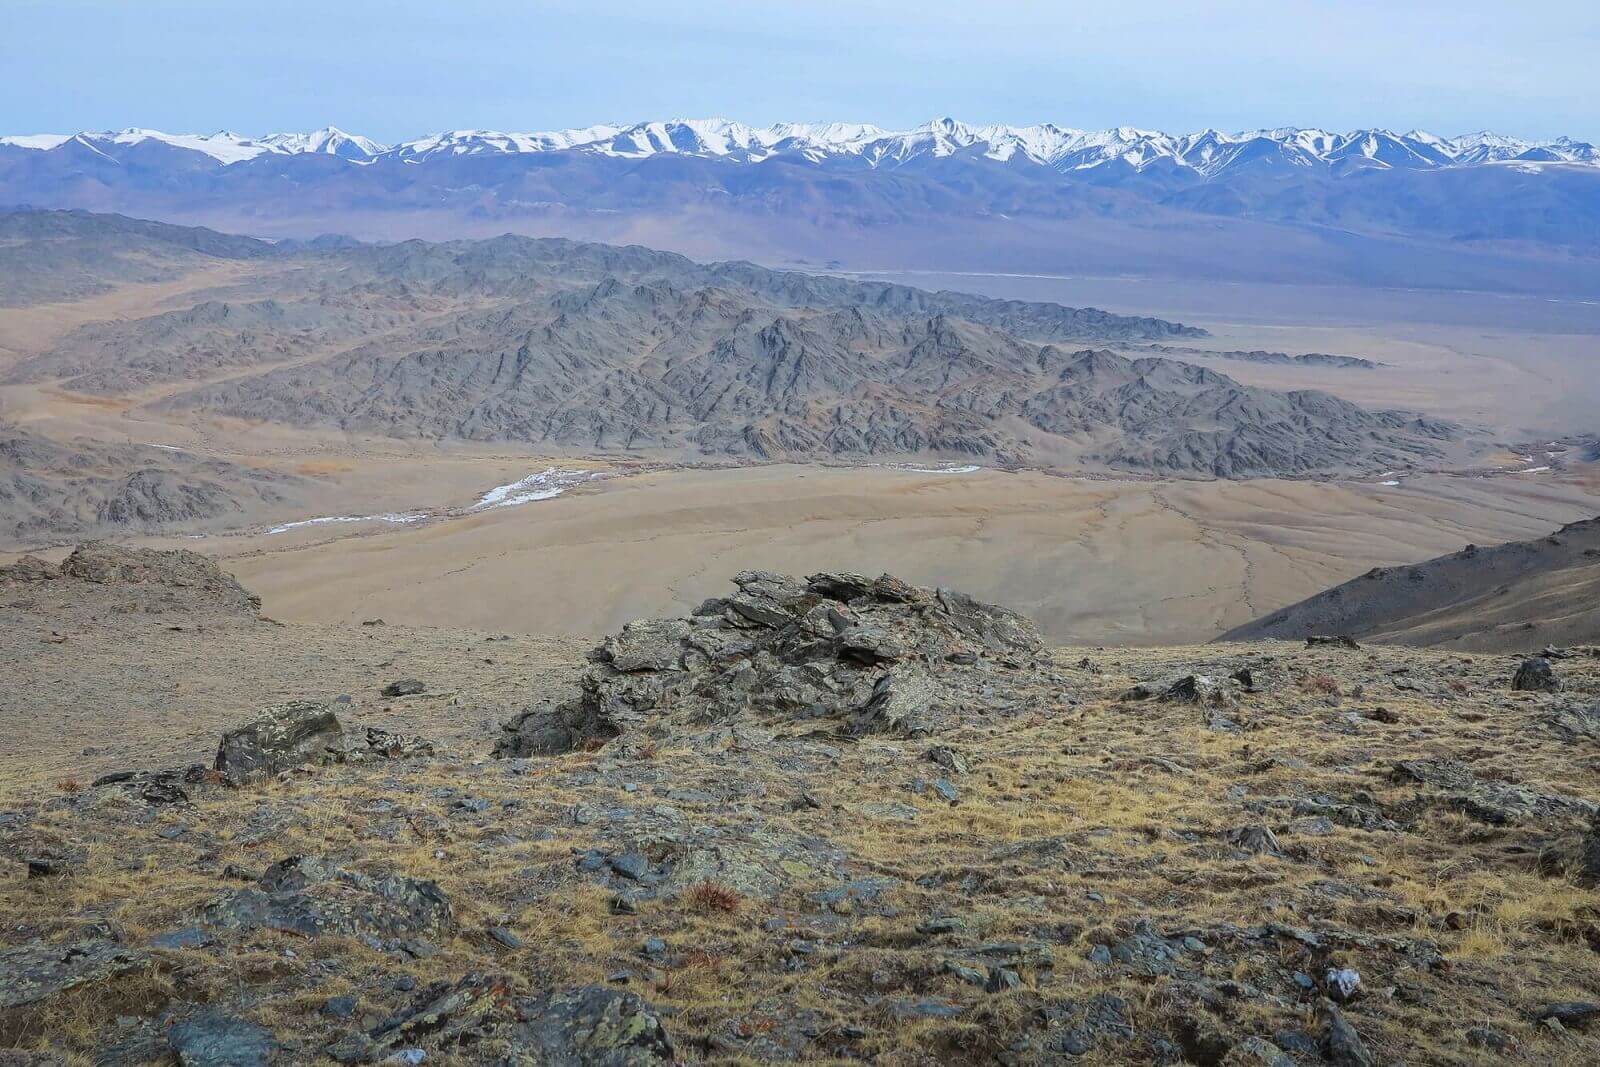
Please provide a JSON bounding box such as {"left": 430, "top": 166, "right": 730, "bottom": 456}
{"left": 2, "top": 640, "right": 1599, "bottom": 1063}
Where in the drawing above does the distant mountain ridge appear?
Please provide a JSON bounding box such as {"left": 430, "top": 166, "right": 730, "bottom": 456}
{"left": 4, "top": 119, "right": 1596, "bottom": 174}
{"left": 7, "top": 118, "right": 1600, "bottom": 291}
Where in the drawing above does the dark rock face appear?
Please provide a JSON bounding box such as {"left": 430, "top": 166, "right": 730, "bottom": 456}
{"left": 1512, "top": 656, "right": 1560, "bottom": 692}
{"left": 168, "top": 1011, "right": 277, "bottom": 1066}
{"left": 214, "top": 701, "right": 344, "bottom": 786}
{"left": 510, "top": 986, "right": 674, "bottom": 1066}
{"left": 0, "top": 938, "right": 149, "bottom": 1009}
{"left": 201, "top": 856, "right": 452, "bottom": 941}
{"left": 496, "top": 570, "right": 1049, "bottom": 756}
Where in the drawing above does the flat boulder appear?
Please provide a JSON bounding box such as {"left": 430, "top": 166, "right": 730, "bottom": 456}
{"left": 168, "top": 1011, "right": 278, "bottom": 1067}
{"left": 0, "top": 938, "right": 149, "bottom": 1010}
{"left": 202, "top": 856, "right": 451, "bottom": 941}
{"left": 510, "top": 986, "right": 673, "bottom": 1066}
{"left": 215, "top": 701, "right": 344, "bottom": 786}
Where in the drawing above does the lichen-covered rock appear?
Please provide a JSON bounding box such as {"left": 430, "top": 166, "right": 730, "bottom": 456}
{"left": 509, "top": 986, "right": 673, "bottom": 1066}
{"left": 328, "top": 973, "right": 508, "bottom": 1064}
{"left": 201, "top": 856, "right": 451, "bottom": 940}
{"left": 0, "top": 938, "right": 149, "bottom": 1009}
{"left": 214, "top": 701, "right": 344, "bottom": 785}
{"left": 496, "top": 570, "right": 1049, "bottom": 756}
{"left": 1512, "top": 656, "right": 1560, "bottom": 692}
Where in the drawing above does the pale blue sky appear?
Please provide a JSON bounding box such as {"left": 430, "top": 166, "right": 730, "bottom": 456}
{"left": 4, "top": 1, "right": 1596, "bottom": 142}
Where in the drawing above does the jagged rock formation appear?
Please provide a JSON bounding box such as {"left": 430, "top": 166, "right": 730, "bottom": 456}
{"left": 1, "top": 213, "right": 1465, "bottom": 477}
{"left": 1125, "top": 344, "right": 1382, "bottom": 369}
{"left": 1219, "top": 516, "right": 1600, "bottom": 652}
{"left": 497, "top": 570, "right": 1051, "bottom": 757}
{"left": 0, "top": 425, "right": 306, "bottom": 543}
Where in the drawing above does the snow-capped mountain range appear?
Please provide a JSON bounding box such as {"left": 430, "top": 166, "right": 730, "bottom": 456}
{"left": 4, "top": 119, "right": 1596, "bottom": 175}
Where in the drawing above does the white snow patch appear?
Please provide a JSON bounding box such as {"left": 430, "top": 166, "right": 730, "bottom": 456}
{"left": 469, "top": 468, "right": 601, "bottom": 510}
{"left": 1378, "top": 480, "right": 1401, "bottom": 486}
{"left": 267, "top": 512, "right": 425, "bottom": 535}
{"left": 900, "top": 464, "right": 982, "bottom": 474}
{"left": 0, "top": 133, "right": 71, "bottom": 150}
{"left": 1516, "top": 466, "right": 1551, "bottom": 474}
{"left": 150, "top": 444, "right": 183, "bottom": 452}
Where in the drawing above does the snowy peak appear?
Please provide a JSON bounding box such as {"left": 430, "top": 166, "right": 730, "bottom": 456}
{"left": 256, "top": 127, "right": 387, "bottom": 158}
{"left": 1, "top": 127, "right": 387, "bottom": 163}
{"left": 4, "top": 120, "right": 1596, "bottom": 176}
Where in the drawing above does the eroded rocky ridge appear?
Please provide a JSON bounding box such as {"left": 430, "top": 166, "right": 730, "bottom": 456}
{"left": 2, "top": 213, "right": 1466, "bottom": 477}
{"left": 0, "top": 425, "right": 307, "bottom": 543}
{"left": 497, "top": 570, "right": 1051, "bottom": 757}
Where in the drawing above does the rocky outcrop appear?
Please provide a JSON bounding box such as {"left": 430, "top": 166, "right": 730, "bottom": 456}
{"left": 0, "top": 938, "right": 150, "bottom": 1009}
{"left": 201, "top": 856, "right": 452, "bottom": 941}
{"left": 498, "top": 570, "right": 1048, "bottom": 757}
{"left": 511, "top": 986, "right": 674, "bottom": 1066}
{"left": 0, "top": 427, "right": 305, "bottom": 544}
{"left": 214, "top": 701, "right": 344, "bottom": 785}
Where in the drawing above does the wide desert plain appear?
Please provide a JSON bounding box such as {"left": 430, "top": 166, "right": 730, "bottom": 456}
{"left": 2, "top": 261, "right": 1597, "bottom": 646}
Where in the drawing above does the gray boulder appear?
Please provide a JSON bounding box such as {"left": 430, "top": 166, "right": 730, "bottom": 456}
{"left": 496, "top": 570, "right": 1047, "bottom": 756}
{"left": 510, "top": 986, "right": 673, "bottom": 1066}
{"left": 1512, "top": 657, "right": 1560, "bottom": 692}
{"left": 168, "top": 1011, "right": 278, "bottom": 1066}
{"left": 202, "top": 856, "right": 451, "bottom": 940}
{"left": 214, "top": 701, "right": 344, "bottom": 785}
{"left": 0, "top": 938, "right": 149, "bottom": 1009}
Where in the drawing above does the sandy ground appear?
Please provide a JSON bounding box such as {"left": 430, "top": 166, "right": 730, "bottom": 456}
{"left": 182, "top": 463, "right": 1599, "bottom": 646}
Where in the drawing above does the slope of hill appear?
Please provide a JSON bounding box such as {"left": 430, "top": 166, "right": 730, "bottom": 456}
{"left": 1219, "top": 517, "right": 1600, "bottom": 651}
{"left": 3, "top": 556, "right": 1599, "bottom": 1064}
{"left": 0, "top": 425, "right": 308, "bottom": 542}
{"left": 0, "top": 208, "right": 272, "bottom": 306}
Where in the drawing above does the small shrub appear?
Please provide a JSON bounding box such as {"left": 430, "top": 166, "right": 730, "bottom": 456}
{"left": 1303, "top": 673, "right": 1341, "bottom": 697}
{"left": 685, "top": 880, "right": 742, "bottom": 914}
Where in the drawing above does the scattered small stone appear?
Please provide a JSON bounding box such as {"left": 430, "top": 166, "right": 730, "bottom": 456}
{"left": 1226, "top": 824, "right": 1282, "bottom": 855}
{"left": 381, "top": 679, "right": 426, "bottom": 698}
{"left": 322, "top": 995, "right": 358, "bottom": 1019}
{"left": 487, "top": 926, "right": 523, "bottom": 949}
{"left": 610, "top": 852, "right": 650, "bottom": 880}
